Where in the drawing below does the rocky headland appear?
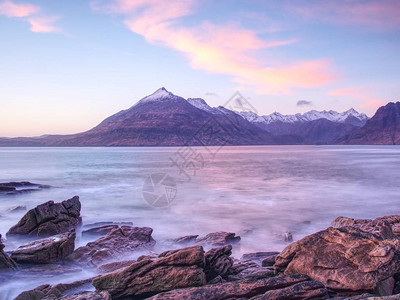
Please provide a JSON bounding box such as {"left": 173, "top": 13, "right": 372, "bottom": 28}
{"left": 1, "top": 196, "right": 400, "bottom": 299}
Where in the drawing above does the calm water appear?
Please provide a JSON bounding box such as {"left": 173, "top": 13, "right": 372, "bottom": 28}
{"left": 0, "top": 146, "right": 400, "bottom": 298}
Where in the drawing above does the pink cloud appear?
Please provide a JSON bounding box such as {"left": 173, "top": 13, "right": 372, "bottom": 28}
{"left": 329, "top": 88, "right": 385, "bottom": 111}
{"left": 28, "top": 16, "right": 60, "bottom": 33}
{"left": 0, "top": 0, "right": 38, "bottom": 17}
{"left": 92, "top": 0, "right": 336, "bottom": 94}
{"left": 291, "top": 0, "right": 400, "bottom": 30}
{"left": 0, "top": 0, "right": 60, "bottom": 34}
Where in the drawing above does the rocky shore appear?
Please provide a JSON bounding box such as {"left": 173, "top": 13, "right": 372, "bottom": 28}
{"left": 1, "top": 196, "right": 400, "bottom": 299}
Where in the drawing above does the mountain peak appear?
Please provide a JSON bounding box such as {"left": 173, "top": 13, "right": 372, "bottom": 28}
{"left": 137, "top": 87, "right": 180, "bottom": 105}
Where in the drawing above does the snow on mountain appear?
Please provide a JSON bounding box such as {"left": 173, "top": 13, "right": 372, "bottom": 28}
{"left": 240, "top": 109, "right": 369, "bottom": 124}
{"left": 187, "top": 98, "right": 215, "bottom": 113}
{"left": 137, "top": 87, "right": 181, "bottom": 104}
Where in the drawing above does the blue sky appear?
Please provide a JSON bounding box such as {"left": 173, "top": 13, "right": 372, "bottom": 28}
{"left": 0, "top": 0, "right": 399, "bottom": 137}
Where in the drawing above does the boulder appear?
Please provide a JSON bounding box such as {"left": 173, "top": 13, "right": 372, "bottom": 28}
{"left": 275, "top": 220, "right": 400, "bottom": 292}
{"left": 241, "top": 252, "right": 280, "bottom": 266}
{"left": 11, "top": 231, "right": 76, "bottom": 264}
{"left": 262, "top": 255, "right": 278, "bottom": 267}
{"left": 147, "top": 274, "right": 326, "bottom": 300}
{"left": 82, "top": 225, "right": 119, "bottom": 237}
{"left": 204, "top": 245, "right": 234, "bottom": 281}
{"left": 7, "top": 196, "right": 81, "bottom": 237}
{"left": 97, "top": 260, "right": 136, "bottom": 274}
{"left": 0, "top": 181, "right": 50, "bottom": 195}
{"left": 93, "top": 246, "right": 206, "bottom": 299}
{"left": 249, "top": 280, "right": 328, "bottom": 299}
{"left": 196, "top": 232, "right": 241, "bottom": 247}
{"left": 172, "top": 235, "right": 199, "bottom": 245}
{"left": 0, "top": 234, "right": 17, "bottom": 270}
{"left": 68, "top": 226, "right": 155, "bottom": 266}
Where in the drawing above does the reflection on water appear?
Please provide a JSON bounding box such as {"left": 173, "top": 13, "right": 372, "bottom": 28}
{"left": 0, "top": 146, "right": 400, "bottom": 298}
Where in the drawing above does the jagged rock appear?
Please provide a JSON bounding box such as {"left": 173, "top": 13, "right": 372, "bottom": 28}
{"left": 68, "top": 226, "right": 155, "bottom": 267}
{"left": 241, "top": 252, "right": 280, "bottom": 266}
{"left": 82, "top": 225, "right": 119, "bottom": 237}
{"left": 249, "top": 280, "right": 328, "bottom": 299}
{"left": 275, "top": 220, "right": 400, "bottom": 292}
{"left": 11, "top": 231, "right": 76, "bottom": 264}
{"left": 7, "top": 196, "right": 81, "bottom": 237}
{"left": 15, "top": 278, "right": 96, "bottom": 300}
{"left": 0, "top": 234, "right": 17, "bottom": 270}
{"left": 172, "top": 235, "right": 199, "bottom": 245}
{"left": 93, "top": 246, "right": 206, "bottom": 299}
{"left": 196, "top": 232, "right": 241, "bottom": 247}
{"left": 229, "top": 259, "right": 260, "bottom": 275}
{"left": 0, "top": 181, "right": 50, "bottom": 195}
{"left": 14, "top": 264, "right": 81, "bottom": 278}
{"left": 44, "top": 291, "right": 111, "bottom": 300}
{"left": 147, "top": 274, "right": 323, "bottom": 300}
{"left": 97, "top": 260, "right": 136, "bottom": 273}
{"left": 262, "top": 255, "right": 278, "bottom": 267}
{"left": 204, "top": 245, "right": 234, "bottom": 281}
{"left": 332, "top": 215, "right": 400, "bottom": 238}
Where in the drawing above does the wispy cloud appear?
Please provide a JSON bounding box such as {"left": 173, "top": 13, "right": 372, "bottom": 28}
{"left": 205, "top": 92, "right": 219, "bottom": 97}
{"left": 297, "top": 100, "right": 313, "bottom": 107}
{"left": 91, "top": 0, "right": 336, "bottom": 95}
{"left": 0, "top": 0, "right": 60, "bottom": 33}
{"left": 329, "top": 88, "right": 385, "bottom": 111}
{"left": 289, "top": 0, "right": 400, "bottom": 30}
{"left": 0, "top": 0, "right": 38, "bottom": 17}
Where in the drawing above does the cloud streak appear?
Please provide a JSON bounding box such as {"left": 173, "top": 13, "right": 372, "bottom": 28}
{"left": 329, "top": 88, "right": 385, "bottom": 111}
{"left": 92, "top": 0, "right": 336, "bottom": 95}
{"left": 297, "top": 100, "right": 313, "bottom": 107}
{"left": 0, "top": 0, "right": 60, "bottom": 33}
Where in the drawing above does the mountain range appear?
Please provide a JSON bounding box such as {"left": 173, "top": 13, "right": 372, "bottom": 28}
{"left": 0, "top": 88, "right": 398, "bottom": 146}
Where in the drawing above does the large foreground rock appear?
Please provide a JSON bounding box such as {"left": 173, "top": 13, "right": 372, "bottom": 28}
{"left": 0, "top": 234, "right": 17, "bottom": 270}
{"left": 68, "top": 226, "right": 155, "bottom": 266}
{"left": 11, "top": 231, "right": 76, "bottom": 264}
{"left": 148, "top": 274, "right": 328, "bottom": 300}
{"left": 275, "top": 219, "right": 400, "bottom": 292}
{"left": 93, "top": 246, "right": 206, "bottom": 299}
{"left": 7, "top": 196, "right": 81, "bottom": 237}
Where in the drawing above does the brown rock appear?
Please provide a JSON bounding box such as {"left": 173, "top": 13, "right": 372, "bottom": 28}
{"left": 93, "top": 246, "right": 206, "bottom": 299}
{"left": 204, "top": 245, "right": 234, "bottom": 281}
{"left": 68, "top": 226, "right": 155, "bottom": 267}
{"left": 262, "top": 255, "right": 278, "bottom": 267}
{"left": 172, "top": 235, "right": 199, "bottom": 245}
{"left": 97, "top": 259, "right": 136, "bottom": 273}
{"left": 275, "top": 220, "right": 400, "bottom": 292}
{"left": 7, "top": 196, "right": 81, "bottom": 237}
{"left": 44, "top": 291, "right": 111, "bottom": 300}
{"left": 147, "top": 274, "right": 315, "bottom": 300}
{"left": 249, "top": 280, "right": 328, "bottom": 300}
{"left": 11, "top": 231, "right": 76, "bottom": 264}
{"left": 0, "top": 234, "right": 17, "bottom": 270}
{"left": 241, "top": 252, "right": 279, "bottom": 266}
{"left": 82, "top": 225, "right": 119, "bottom": 237}
{"left": 196, "top": 232, "right": 241, "bottom": 247}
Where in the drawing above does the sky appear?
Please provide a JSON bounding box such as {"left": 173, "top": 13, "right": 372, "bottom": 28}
{"left": 0, "top": 0, "right": 399, "bottom": 137}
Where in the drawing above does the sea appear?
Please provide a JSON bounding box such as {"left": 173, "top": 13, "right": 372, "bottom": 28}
{"left": 0, "top": 146, "right": 400, "bottom": 298}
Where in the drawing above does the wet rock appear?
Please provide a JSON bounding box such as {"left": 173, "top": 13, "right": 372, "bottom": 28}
{"left": 97, "top": 260, "right": 136, "bottom": 274}
{"left": 275, "top": 220, "right": 400, "bottom": 292}
{"left": 204, "top": 245, "right": 234, "bottom": 281}
{"left": 147, "top": 274, "right": 318, "bottom": 300}
{"left": 172, "top": 235, "right": 199, "bottom": 245}
{"left": 227, "top": 259, "right": 260, "bottom": 278}
{"left": 7, "top": 196, "right": 81, "bottom": 237}
{"left": 262, "top": 254, "right": 278, "bottom": 267}
{"left": 7, "top": 205, "right": 27, "bottom": 213}
{"left": 0, "top": 234, "right": 18, "bottom": 270}
{"left": 82, "top": 225, "right": 119, "bottom": 237}
{"left": 15, "top": 284, "right": 54, "bottom": 300}
{"left": 241, "top": 252, "right": 279, "bottom": 266}
{"left": 11, "top": 231, "right": 76, "bottom": 264}
{"left": 374, "top": 276, "right": 395, "bottom": 296}
{"left": 250, "top": 280, "right": 328, "bottom": 300}
{"left": 0, "top": 181, "right": 50, "bottom": 195}
{"left": 93, "top": 246, "right": 206, "bottom": 299}
{"left": 44, "top": 291, "right": 111, "bottom": 300}
{"left": 68, "top": 226, "right": 155, "bottom": 267}
{"left": 14, "top": 263, "right": 81, "bottom": 278}
{"left": 196, "top": 232, "right": 241, "bottom": 247}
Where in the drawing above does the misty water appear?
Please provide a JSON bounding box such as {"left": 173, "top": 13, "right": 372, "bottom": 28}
{"left": 1, "top": 146, "right": 400, "bottom": 298}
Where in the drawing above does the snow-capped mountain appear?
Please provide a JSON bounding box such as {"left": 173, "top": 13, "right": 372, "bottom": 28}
{"left": 239, "top": 109, "right": 369, "bottom": 125}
